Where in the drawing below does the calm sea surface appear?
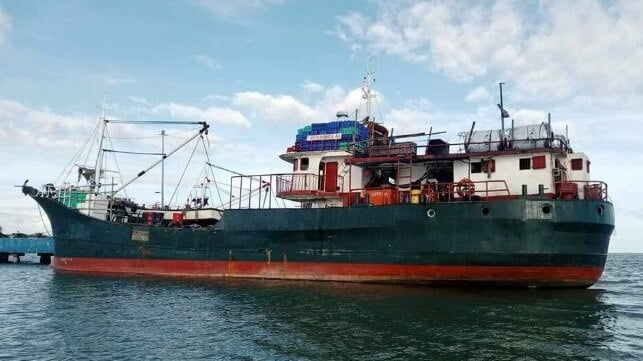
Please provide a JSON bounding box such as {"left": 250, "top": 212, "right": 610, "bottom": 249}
{"left": 0, "top": 253, "right": 641, "bottom": 361}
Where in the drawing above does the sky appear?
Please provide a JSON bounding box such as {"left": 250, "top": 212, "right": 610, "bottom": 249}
{"left": 0, "top": 0, "right": 641, "bottom": 252}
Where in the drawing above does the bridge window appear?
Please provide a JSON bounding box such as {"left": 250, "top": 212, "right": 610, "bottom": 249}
{"left": 301, "top": 158, "right": 309, "bottom": 171}
{"left": 519, "top": 158, "right": 531, "bottom": 170}
{"left": 471, "top": 162, "right": 482, "bottom": 173}
{"left": 532, "top": 155, "right": 546, "bottom": 169}
{"left": 571, "top": 158, "right": 583, "bottom": 171}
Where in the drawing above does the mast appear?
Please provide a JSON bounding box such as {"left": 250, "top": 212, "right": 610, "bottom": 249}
{"left": 499, "top": 82, "right": 505, "bottom": 137}
{"left": 201, "top": 177, "right": 206, "bottom": 208}
{"left": 361, "top": 57, "right": 376, "bottom": 121}
{"left": 93, "top": 118, "right": 107, "bottom": 195}
{"left": 161, "top": 129, "right": 165, "bottom": 209}
{"left": 361, "top": 56, "right": 378, "bottom": 151}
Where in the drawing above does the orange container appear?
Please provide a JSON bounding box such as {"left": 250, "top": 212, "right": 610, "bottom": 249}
{"left": 342, "top": 192, "right": 361, "bottom": 206}
{"left": 365, "top": 188, "right": 398, "bottom": 205}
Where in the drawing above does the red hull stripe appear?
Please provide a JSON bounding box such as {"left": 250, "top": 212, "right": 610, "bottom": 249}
{"left": 52, "top": 257, "right": 603, "bottom": 286}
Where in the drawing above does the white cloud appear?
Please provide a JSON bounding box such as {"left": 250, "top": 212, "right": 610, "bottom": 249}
{"left": 203, "top": 94, "right": 230, "bottom": 102}
{"left": 152, "top": 102, "right": 251, "bottom": 128}
{"left": 318, "top": 86, "right": 363, "bottom": 118}
{"left": 386, "top": 107, "right": 434, "bottom": 135}
{"left": 0, "top": 6, "right": 11, "bottom": 46}
{"left": 232, "top": 91, "right": 316, "bottom": 122}
{"left": 465, "top": 86, "right": 491, "bottom": 103}
{"left": 0, "top": 99, "right": 93, "bottom": 150}
{"left": 336, "top": 2, "right": 521, "bottom": 79}
{"left": 193, "top": 54, "right": 221, "bottom": 70}
{"left": 336, "top": 0, "right": 643, "bottom": 106}
{"left": 0, "top": 192, "right": 51, "bottom": 235}
{"left": 511, "top": 108, "right": 548, "bottom": 125}
{"left": 224, "top": 85, "right": 381, "bottom": 126}
{"left": 303, "top": 81, "right": 324, "bottom": 93}
{"left": 191, "top": 0, "right": 283, "bottom": 24}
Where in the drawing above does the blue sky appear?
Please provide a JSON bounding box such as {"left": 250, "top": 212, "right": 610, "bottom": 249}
{"left": 0, "top": 0, "right": 641, "bottom": 252}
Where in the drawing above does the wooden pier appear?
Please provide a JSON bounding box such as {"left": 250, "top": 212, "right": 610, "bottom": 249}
{"left": 0, "top": 237, "right": 54, "bottom": 264}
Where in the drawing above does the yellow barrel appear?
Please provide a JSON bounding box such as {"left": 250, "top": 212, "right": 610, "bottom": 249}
{"left": 411, "top": 189, "right": 422, "bottom": 204}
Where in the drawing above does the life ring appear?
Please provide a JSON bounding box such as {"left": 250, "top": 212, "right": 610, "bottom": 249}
{"left": 454, "top": 178, "right": 475, "bottom": 198}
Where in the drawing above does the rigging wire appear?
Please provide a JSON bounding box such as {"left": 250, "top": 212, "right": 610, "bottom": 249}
{"left": 37, "top": 204, "right": 52, "bottom": 236}
{"left": 167, "top": 137, "right": 201, "bottom": 207}
{"left": 107, "top": 128, "right": 196, "bottom": 140}
{"left": 82, "top": 120, "right": 102, "bottom": 172}
{"left": 104, "top": 127, "right": 129, "bottom": 199}
{"left": 199, "top": 137, "right": 225, "bottom": 207}
{"left": 54, "top": 120, "right": 100, "bottom": 185}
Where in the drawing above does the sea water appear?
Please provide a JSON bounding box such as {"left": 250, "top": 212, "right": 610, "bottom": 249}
{"left": 0, "top": 254, "right": 641, "bottom": 361}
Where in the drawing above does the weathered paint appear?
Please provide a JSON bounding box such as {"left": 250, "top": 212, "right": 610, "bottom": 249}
{"left": 29, "top": 188, "right": 615, "bottom": 288}
{"left": 52, "top": 257, "right": 603, "bottom": 287}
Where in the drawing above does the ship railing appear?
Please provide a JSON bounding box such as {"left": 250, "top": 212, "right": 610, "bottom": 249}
{"left": 463, "top": 179, "right": 512, "bottom": 200}
{"left": 229, "top": 173, "right": 277, "bottom": 209}
{"left": 274, "top": 173, "right": 344, "bottom": 194}
{"left": 37, "top": 183, "right": 126, "bottom": 223}
{"left": 408, "top": 179, "right": 512, "bottom": 203}
{"left": 39, "top": 183, "right": 87, "bottom": 204}
{"left": 229, "top": 173, "right": 345, "bottom": 209}
{"left": 554, "top": 180, "right": 608, "bottom": 201}
{"left": 352, "top": 179, "right": 512, "bottom": 205}
{"left": 361, "top": 136, "right": 569, "bottom": 159}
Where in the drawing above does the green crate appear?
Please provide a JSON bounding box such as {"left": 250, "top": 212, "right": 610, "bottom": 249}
{"left": 58, "top": 190, "right": 87, "bottom": 209}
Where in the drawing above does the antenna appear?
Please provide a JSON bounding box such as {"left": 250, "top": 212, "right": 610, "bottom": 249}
{"left": 361, "top": 55, "right": 377, "bottom": 122}
{"left": 161, "top": 129, "right": 165, "bottom": 209}
{"left": 101, "top": 94, "right": 106, "bottom": 120}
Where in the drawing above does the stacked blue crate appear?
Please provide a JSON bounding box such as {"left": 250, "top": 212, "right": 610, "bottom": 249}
{"left": 292, "top": 120, "right": 370, "bottom": 152}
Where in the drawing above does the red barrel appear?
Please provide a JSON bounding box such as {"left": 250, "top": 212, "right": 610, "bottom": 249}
{"left": 145, "top": 212, "right": 153, "bottom": 225}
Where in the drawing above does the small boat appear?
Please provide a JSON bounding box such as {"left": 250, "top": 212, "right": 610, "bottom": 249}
{"left": 23, "top": 69, "right": 614, "bottom": 287}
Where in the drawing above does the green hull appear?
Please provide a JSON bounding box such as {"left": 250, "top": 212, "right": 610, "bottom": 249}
{"left": 30, "top": 189, "right": 614, "bottom": 287}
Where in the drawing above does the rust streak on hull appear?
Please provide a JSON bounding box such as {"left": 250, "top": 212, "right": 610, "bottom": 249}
{"left": 52, "top": 257, "right": 603, "bottom": 287}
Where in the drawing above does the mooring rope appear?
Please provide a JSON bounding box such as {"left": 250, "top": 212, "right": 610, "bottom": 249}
{"left": 37, "top": 204, "right": 52, "bottom": 236}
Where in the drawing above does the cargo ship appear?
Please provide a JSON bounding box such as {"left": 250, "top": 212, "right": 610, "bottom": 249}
{"left": 23, "top": 71, "right": 614, "bottom": 287}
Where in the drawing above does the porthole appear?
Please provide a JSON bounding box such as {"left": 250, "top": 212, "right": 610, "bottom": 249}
{"left": 597, "top": 205, "right": 604, "bottom": 216}
{"left": 480, "top": 205, "right": 490, "bottom": 216}
{"left": 541, "top": 204, "right": 552, "bottom": 215}
{"left": 427, "top": 208, "right": 436, "bottom": 218}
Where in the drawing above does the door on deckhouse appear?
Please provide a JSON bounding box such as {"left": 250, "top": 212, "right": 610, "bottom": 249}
{"left": 324, "top": 162, "right": 338, "bottom": 192}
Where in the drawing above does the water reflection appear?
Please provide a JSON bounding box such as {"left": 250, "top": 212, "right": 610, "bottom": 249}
{"left": 44, "top": 273, "right": 627, "bottom": 361}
